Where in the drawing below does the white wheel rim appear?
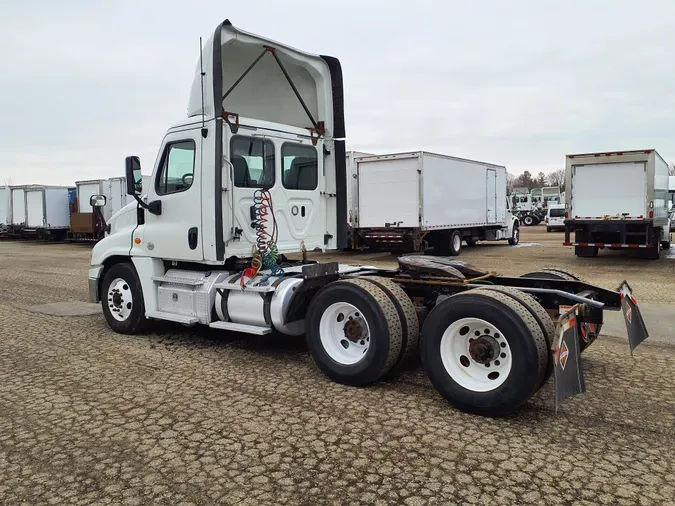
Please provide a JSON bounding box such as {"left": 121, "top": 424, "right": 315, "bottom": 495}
{"left": 107, "top": 277, "right": 133, "bottom": 322}
{"left": 453, "top": 234, "right": 461, "bottom": 251}
{"left": 513, "top": 228, "right": 519, "bottom": 242}
{"left": 440, "top": 318, "right": 512, "bottom": 392}
{"left": 319, "top": 302, "right": 370, "bottom": 365}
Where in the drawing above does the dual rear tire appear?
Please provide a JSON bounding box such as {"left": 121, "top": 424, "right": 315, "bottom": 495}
{"left": 306, "top": 277, "right": 555, "bottom": 417}
{"left": 305, "top": 278, "right": 420, "bottom": 386}
{"left": 420, "top": 289, "right": 552, "bottom": 417}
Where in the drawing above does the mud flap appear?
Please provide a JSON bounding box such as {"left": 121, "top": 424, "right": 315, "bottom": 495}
{"left": 618, "top": 282, "right": 649, "bottom": 355}
{"left": 554, "top": 307, "right": 585, "bottom": 413}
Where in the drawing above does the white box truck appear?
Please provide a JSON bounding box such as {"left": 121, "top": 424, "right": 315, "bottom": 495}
{"left": 564, "top": 150, "right": 671, "bottom": 259}
{"left": 24, "top": 186, "right": 71, "bottom": 238}
{"left": 77, "top": 180, "right": 107, "bottom": 214}
{"left": 10, "top": 186, "right": 27, "bottom": 228}
{"left": 0, "top": 186, "right": 10, "bottom": 232}
{"left": 86, "top": 19, "right": 648, "bottom": 417}
{"left": 345, "top": 150, "right": 374, "bottom": 245}
{"left": 353, "top": 152, "right": 520, "bottom": 254}
{"left": 106, "top": 175, "right": 151, "bottom": 221}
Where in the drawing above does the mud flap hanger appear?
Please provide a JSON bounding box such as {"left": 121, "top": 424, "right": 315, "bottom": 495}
{"left": 221, "top": 45, "right": 325, "bottom": 145}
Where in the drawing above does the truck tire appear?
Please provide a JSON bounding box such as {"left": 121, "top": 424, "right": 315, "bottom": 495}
{"left": 420, "top": 291, "right": 548, "bottom": 417}
{"left": 508, "top": 224, "right": 520, "bottom": 246}
{"left": 362, "top": 276, "right": 420, "bottom": 374}
{"left": 449, "top": 230, "right": 462, "bottom": 256}
{"left": 101, "top": 262, "right": 147, "bottom": 335}
{"left": 521, "top": 268, "right": 581, "bottom": 282}
{"left": 575, "top": 246, "right": 598, "bottom": 258}
{"left": 522, "top": 214, "right": 538, "bottom": 226}
{"left": 647, "top": 230, "right": 661, "bottom": 260}
{"left": 475, "top": 286, "right": 555, "bottom": 388}
{"left": 305, "top": 279, "right": 403, "bottom": 387}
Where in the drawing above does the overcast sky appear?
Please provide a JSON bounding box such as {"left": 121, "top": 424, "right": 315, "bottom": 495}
{"left": 1, "top": 0, "right": 674, "bottom": 185}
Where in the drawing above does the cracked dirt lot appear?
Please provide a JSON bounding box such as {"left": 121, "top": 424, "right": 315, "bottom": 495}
{"left": 0, "top": 228, "right": 674, "bottom": 505}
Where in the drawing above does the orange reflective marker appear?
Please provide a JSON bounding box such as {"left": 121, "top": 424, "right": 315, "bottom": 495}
{"left": 134, "top": 237, "right": 141, "bottom": 244}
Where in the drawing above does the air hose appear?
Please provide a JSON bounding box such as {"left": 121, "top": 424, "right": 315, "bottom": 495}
{"left": 241, "top": 188, "right": 284, "bottom": 285}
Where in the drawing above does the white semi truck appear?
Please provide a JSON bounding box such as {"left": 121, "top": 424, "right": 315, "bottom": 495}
{"left": 350, "top": 152, "right": 520, "bottom": 254}
{"left": 88, "top": 20, "right": 648, "bottom": 416}
{"left": 564, "top": 150, "right": 671, "bottom": 259}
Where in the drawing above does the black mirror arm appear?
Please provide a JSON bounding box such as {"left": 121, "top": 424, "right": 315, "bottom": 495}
{"left": 132, "top": 194, "right": 162, "bottom": 215}
{"left": 93, "top": 206, "right": 110, "bottom": 234}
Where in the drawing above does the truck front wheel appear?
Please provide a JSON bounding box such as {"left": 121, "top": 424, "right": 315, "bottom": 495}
{"left": 101, "top": 263, "right": 147, "bottom": 335}
{"left": 508, "top": 224, "right": 520, "bottom": 246}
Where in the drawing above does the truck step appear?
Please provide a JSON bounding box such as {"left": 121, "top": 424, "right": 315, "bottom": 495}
{"left": 145, "top": 310, "right": 199, "bottom": 324}
{"left": 151, "top": 275, "right": 205, "bottom": 286}
{"left": 208, "top": 321, "right": 272, "bottom": 335}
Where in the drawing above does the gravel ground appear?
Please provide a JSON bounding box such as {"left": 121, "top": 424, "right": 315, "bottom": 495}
{"left": 1, "top": 229, "right": 674, "bottom": 505}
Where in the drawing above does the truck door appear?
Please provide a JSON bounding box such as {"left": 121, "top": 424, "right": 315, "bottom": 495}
{"left": 142, "top": 128, "right": 203, "bottom": 261}
{"left": 486, "top": 169, "right": 497, "bottom": 223}
{"left": 225, "top": 131, "right": 324, "bottom": 256}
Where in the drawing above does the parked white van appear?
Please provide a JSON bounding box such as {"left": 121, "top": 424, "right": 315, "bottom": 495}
{"left": 546, "top": 204, "right": 566, "bottom": 232}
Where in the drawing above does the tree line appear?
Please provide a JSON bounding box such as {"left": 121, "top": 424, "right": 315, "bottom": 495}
{"left": 507, "top": 169, "right": 565, "bottom": 192}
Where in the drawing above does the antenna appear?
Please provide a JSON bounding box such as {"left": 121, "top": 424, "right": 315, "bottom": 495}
{"left": 200, "top": 37, "right": 207, "bottom": 138}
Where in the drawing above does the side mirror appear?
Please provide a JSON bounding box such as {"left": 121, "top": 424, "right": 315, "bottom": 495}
{"left": 90, "top": 195, "right": 107, "bottom": 208}
{"left": 125, "top": 156, "right": 142, "bottom": 195}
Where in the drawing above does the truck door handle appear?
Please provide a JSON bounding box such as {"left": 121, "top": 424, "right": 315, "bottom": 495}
{"left": 188, "top": 227, "right": 198, "bottom": 250}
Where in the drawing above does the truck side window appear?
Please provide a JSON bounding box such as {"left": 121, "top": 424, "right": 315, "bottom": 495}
{"left": 230, "top": 136, "right": 275, "bottom": 188}
{"left": 156, "top": 140, "right": 196, "bottom": 195}
{"left": 282, "top": 143, "right": 318, "bottom": 191}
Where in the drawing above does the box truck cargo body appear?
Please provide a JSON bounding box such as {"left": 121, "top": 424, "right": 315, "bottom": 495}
{"left": 11, "top": 187, "right": 27, "bottom": 226}
{"left": 353, "top": 152, "right": 519, "bottom": 254}
{"left": 24, "top": 186, "right": 71, "bottom": 231}
{"left": 0, "top": 187, "right": 10, "bottom": 231}
{"left": 77, "top": 180, "right": 106, "bottom": 214}
{"left": 564, "top": 150, "right": 671, "bottom": 258}
{"left": 345, "top": 151, "right": 374, "bottom": 235}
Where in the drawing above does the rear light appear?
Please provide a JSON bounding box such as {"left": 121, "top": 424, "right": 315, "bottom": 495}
{"left": 564, "top": 212, "right": 568, "bottom": 218}
{"left": 649, "top": 210, "right": 654, "bottom": 219}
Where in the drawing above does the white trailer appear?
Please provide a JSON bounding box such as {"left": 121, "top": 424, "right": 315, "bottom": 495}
{"left": 106, "top": 177, "right": 127, "bottom": 222}
{"left": 564, "top": 150, "right": 671, "bottom": 259}
{"left": 24, "top": 186, "right": 71, "bottom": 237}
{"left": 0, "top": 187, "right": 10, "bottom": 231}
{"left": 86, "top": 19, "right": 648, "bottom": 418}
{"left": 77, "top": 180, "right": 107, "bottom": 214}
{"left": 345, "top": 150, "right": 374, "bottom": 243}
{"left": 106, "top": 175, "right": 152, "bottom": 221}
{"left": 353, "top": 152, "right": 519, "bottom": 254}
{"left": 10, "top": 186, "right": 27, "bottom": 227}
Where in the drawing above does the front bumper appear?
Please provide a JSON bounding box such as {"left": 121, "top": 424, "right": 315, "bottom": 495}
{"left": 88, "top": 266, "right": 103, "bottom": 303}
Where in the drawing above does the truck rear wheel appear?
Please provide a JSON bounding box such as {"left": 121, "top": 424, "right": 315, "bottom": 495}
{"left": 101, "top": 263, "right": 147, "bottom": 335}
{"left": 647, "top": 231, "right": 661, "bottom": 260}
{"left": 449, "top": 230, "right": 462, "bottom": 256}
{"left": 362, "top": 276, "right": 420, "bottom": 374}
{"left": 420, "top": 291, "right": 548, "bottom": 417}
{"left": 305, "top": 279, "right": 403, "bottom": 386}
{"left": 475, "top": 286, "right": 554, "bottom": 388}
{"left": 575, "top": 246, "right": 598, "bottom": 258}
{"left": 521, "top": 268, "right": 582, "bottom": 281}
